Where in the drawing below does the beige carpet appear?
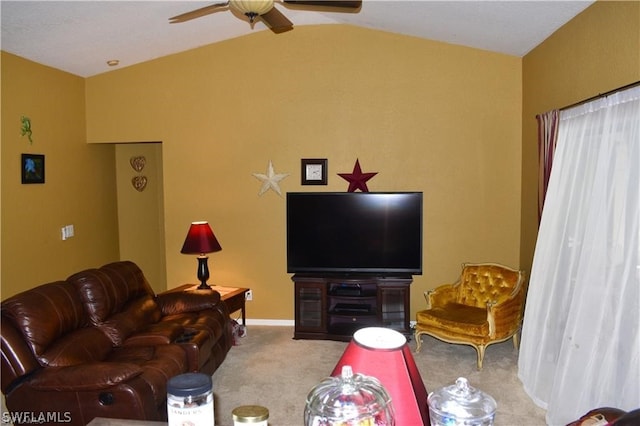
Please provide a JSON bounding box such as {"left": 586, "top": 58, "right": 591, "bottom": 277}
{"left": 210, "top": 326, "right": 546, "bottom": 426}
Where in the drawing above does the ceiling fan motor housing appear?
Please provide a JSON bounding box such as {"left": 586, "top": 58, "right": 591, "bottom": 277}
{"left": 230, "top": 0, "right": 274, "bottom": 19}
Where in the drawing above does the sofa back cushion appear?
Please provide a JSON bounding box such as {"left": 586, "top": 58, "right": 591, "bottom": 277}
{"left": 99, "top": 295, "right": 164, "bottom": 346}
{"left": 69, "top": 261, "right": 162, "bottom": 346}
{"left": 457, "top": 263, "right": 521, "bottom": 308}
{"left": 1, "top": 281, "right": 89, "bottom": 364}
{"left": 69, "top": 261, "right": 160, "bottom": 323}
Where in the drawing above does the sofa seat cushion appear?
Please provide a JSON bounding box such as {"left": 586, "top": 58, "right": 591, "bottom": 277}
{"left": 40, "top": 327, "right": 113, "bottom": 367}
{"left": 123, "top": 322, "right": 185, "bottom": 347}
{"left": 107, "top": 344, "right": 187, "bottom": 406}
{"left": 417, "top": 303, "right": 489, "bottom": 337}
{"left": 162, "top": 310, "right": 227, "bottom": 340}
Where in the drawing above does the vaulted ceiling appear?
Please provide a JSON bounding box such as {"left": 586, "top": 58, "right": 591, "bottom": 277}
{"left": 1, "top": 1, "right": 594, "bottom": 77}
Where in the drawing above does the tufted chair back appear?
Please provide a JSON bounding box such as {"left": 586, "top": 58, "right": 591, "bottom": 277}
{"left": 456, "top": 263, "right": 522, "bottom": 308}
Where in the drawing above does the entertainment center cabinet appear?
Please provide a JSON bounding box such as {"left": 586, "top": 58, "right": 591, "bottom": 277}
{"left": 292, "top": 274, "right": 412, "bottom": 341}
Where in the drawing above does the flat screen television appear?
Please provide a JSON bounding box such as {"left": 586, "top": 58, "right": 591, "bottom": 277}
{"left": 286, "top": 192, "right": 423, "bottom": 275}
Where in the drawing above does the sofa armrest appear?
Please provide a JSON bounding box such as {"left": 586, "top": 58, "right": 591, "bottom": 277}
{"left": 155, "top": 290, "right": 222, "bottom": 316}
{"left": 29, "top": 362, "right": 142, "bottom": 391}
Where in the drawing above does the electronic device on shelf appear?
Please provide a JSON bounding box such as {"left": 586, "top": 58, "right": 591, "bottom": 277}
{"left": 332, "top": 303, "right": 372, "bottom": 314}
{"left": 332, "top": 283, "right": 362, "bottom": 296}
{"left": 286, "top": 192, "right": 423, "bottom": 275}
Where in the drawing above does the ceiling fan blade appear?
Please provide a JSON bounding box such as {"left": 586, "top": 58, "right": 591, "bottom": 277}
{"left": 283, "top": 0, "right": 362, "bottom": 10}
{"left": 260, "top": 8, "right": 294, "bottom": 32}
{"left": 169, "top": 2, "right": 229, "bottom": 23}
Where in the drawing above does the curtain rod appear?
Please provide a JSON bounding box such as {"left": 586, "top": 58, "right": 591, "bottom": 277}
{"left": 559, "top": 80, "right": 640, "bottom": 111}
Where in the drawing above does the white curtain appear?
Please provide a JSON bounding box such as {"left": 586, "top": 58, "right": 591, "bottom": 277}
{"left": 518, "top": 85, "right": 640, "bottom": 426}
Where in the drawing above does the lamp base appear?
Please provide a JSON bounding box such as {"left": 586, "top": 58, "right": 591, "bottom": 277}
{"left": 196, "top": 255, "right": 211, "bottom": 290}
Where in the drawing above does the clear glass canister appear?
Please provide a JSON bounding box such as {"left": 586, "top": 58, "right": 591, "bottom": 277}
{"left": 304, "top": 365, "right": 395, "bottom": 426}
{"left": 427, "top": 377, "right": 497, "bottom": 426}
{"left": 167, "top": 372, "right": 214, "bottom": 426}
{"left": 232, "top": 405, "right": 269, "bottom": 425}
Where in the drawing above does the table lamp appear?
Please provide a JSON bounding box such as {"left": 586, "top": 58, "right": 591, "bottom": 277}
{"left": 331, "top": 327, "right": 430, "bottom": 425}
{"left": 180, "top": 221, "right": 222, "bottom": 289}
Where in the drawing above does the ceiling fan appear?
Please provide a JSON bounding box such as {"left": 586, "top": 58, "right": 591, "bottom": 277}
{"left": 169, "top": 0, "right": 362, "bottom": 33}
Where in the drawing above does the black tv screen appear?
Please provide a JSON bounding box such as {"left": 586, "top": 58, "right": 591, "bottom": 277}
{"left": 286, "top": 192, "right": 423, "bottom": 275}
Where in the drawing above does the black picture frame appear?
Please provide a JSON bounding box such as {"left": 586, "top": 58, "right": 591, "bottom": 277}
{"left": 301, "top": 158, "right": 328, "bottom": 185}
{"left": 21, "top": 153, "right": 45, "bottom": 184}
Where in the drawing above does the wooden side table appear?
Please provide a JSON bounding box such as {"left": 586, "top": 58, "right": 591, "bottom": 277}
{"left": 171, "top": 284, "right": 250, "bottom": 325}
{"left": 210, "top": 285, "right": 250, "bottom": 326}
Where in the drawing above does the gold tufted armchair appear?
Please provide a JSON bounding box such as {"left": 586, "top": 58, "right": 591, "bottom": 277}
{"left": 415, "top": 262, "right": 526, "bottom": 370}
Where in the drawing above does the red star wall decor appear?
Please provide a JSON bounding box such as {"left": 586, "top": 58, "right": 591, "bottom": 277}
{"left": 338, "top": 159, "right": 378, "bottom": 192}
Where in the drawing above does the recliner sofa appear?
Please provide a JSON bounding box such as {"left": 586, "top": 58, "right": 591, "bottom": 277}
{"left": 1, "top": 260, "right": 232, "bottom": 425}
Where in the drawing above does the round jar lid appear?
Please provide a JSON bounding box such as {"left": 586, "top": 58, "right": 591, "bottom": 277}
{"left": 232, "top": 405, "right": 269, "bottom": 422}
{"left": 167, "top": 373, "right": 212, "bottom": 397}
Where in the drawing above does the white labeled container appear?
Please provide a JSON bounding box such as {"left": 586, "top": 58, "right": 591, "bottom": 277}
{"left": 232, "top": 405, "right": 269, "bottom": 425}
{"left": 167, "top": 373, "right": 214, "bottom": 426}
{"left": 427, "top": 377, "right": 496, "bottom": 426}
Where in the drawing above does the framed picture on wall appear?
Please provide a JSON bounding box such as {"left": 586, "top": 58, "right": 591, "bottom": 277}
{"left": 21, "top": 153, "right": 45, "bottom": 184}
{"left": 301, "top": 158, "right": 328, "bottom": 185}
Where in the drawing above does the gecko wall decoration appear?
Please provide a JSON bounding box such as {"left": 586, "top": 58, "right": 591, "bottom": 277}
{"left": 20, "top": 116, "right": 33, "bottom": 144}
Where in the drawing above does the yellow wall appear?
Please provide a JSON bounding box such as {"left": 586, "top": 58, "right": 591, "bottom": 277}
{"left": 115, "top": 142, "right": 166, "bottom": 294}
{"left": 3, "top": 3, "right": 638, "bottom": 321}
{"left": 520, "top": 1, "right": 640, "bottom": 274}
{"left": 85, "top": 25, "right": 522, "bottom": 319}
{"left": 1, "top": 52, "right": 120, "bottom": 298}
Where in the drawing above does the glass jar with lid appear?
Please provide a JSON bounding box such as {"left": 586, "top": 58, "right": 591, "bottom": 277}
{"left": 304, "top": 365, "right": 395, "bottom": 426}
{"left": 427, "top": 377, "right": 497, "bottom": 426}
{"left": 167, "top": 372, "right": 214, "bottom": 426}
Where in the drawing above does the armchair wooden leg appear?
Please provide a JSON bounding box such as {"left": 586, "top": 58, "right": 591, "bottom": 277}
{"left": 476, "top": 345, "right": 486, "bottom": 370}
{"left": 512, "top": 332, "right": 520, "bottom": 350}
{"left": 415, "top": 331, "right": 423, "bottom": 353}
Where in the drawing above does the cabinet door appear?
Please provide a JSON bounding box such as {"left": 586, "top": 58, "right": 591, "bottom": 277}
{"left": 378, "top": 284, "right": 410, "bottom": 333}
{"left": 294, "top": 281, "right": 327, "bottom": 333}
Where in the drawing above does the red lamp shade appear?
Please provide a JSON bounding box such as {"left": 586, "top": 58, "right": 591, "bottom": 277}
{"left": 331, "top": 327, "right": 430, "bottom": 426}
{"left": 180, "top": 221, "right": 222, "bottom": 255}
{"left": 181, "top": 221, "right": 222, "bottom": 289}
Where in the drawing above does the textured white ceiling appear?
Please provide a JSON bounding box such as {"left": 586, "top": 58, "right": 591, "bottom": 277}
{"left": 1, "top": 0, "right": 595, "bottom": 77}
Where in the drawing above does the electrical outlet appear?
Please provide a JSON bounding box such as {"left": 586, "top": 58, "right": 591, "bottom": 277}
{"left": 245, "top": 289, "right": 253, "bottom": 301}
{"left": 410, "top": 320, "right": 417, "bottom": 329}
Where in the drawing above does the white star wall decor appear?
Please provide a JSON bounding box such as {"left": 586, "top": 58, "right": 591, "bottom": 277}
{"left": 252, "top": 160, "right": 289, "bottom": 197}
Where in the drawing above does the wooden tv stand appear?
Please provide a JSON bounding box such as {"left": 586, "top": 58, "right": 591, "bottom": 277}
{"left": 292, "top": 274, "right": 412, "bottom": 341}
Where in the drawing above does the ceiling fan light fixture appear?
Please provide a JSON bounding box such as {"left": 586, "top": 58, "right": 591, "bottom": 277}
{"left": 230, "top": 0, "right": 274, "bottom": 22}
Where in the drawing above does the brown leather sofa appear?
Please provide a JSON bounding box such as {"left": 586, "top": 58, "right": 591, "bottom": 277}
{"left": 1, "top": 261, "right": 233, "bottom": 425}
{"left": 567, "top": 407, "right": 640, "bottom": 425}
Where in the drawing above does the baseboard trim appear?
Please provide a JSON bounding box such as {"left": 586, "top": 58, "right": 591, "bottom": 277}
{"left": 244, "top": 319, "right": 295, "bottom": 326}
